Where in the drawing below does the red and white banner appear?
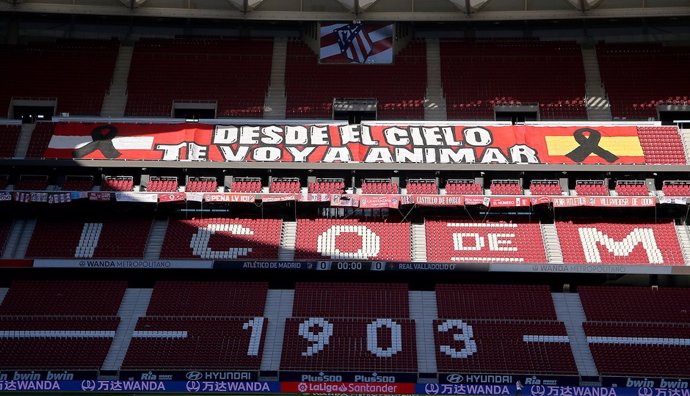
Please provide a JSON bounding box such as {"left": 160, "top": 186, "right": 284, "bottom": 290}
{"left": 320, "top": 22, "right": 394, "bottom": 64}
{"left": 261, "top": 194, "right": 298, "bottom": 203}
{"left": 204, "top": 193, "right": 256, "bottom": 203}
{"left": 44, "top": 123, "right": 663, "bottom": 165}
{"left": 330, "top": 194, "right": 359, "bottom": 207}
{"left": 158, "top": 192, "right": 186, "bottom": 203}
{"left": 115, "top": 192, "right": 158, "bottom": 203}
{"left": 550, "top": 196, "right": 656, "bottom": 208}
{"left": 359, "top": 195, "right": 399, "bottom": 209}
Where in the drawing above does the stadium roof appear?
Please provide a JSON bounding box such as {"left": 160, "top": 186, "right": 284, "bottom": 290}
{"left": 1, "top": 0, "right": 689, "bottom": 22}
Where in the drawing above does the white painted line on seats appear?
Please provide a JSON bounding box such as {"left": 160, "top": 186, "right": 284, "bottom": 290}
{"left": 587, "top": 336, "right": 690, "bottom": 346}
{"left": 0, "top": 331, "right": 116, "bottom": 338}
{"left": 48, "top": 136, "right": 154, "bottom": 150}
{"left": 522, "top": 335, "right": 570, "bottom": 343}
{"left": 451, "top": 257, "right": 525, "bottom": 262}
{"left": 132, "top": 331, "right": 188, "bottom": 338}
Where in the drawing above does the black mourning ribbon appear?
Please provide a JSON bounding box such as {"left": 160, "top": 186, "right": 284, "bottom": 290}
{"left": 73, "top": 125, "right": 122, "bottom": 159}
{"left": 565, "top": 127, "right": 619, "bottom": 163}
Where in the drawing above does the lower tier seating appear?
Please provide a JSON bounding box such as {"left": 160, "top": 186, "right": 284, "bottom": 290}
{"left": 146, "top": 282, "right": 268, "bottom": 316}
{"left": 280, "top": 317, "right": 417, "bottom": 372}
{"left": 292, "top": 283, "right": 409, "bottom": 318}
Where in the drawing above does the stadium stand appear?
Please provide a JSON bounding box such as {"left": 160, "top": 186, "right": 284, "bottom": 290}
{"left": 490, "top": 180, "right": 522, "bottom": 195}
{"left": 269, "top": 178, "right": 301, "bottom": 194}
{"left": 229, "top": 177, "right": 262, "bottom": 193}
{"left": 285, "top": 39, "right": 426, "bottom": 119}
{"left": 0, "top": 39, "right": 119, "bottom": 116}
{"left": 445, "top": 179, "right": 482, "bottom": 195}
{"left": 308, "top": 178, "right": 345, "bottom": 194}
{"left": 556, "top": 221, "right": 684, "bottom": 265}
{"left": 123, "top": 282, "right": 268, "bottom": 370}
{"left": 434, "top": 284, "right": 577, "bottom": 375}
{"left": 580, "top": 286, "right": 690, "bottom": 377}
{"left": 361, "top": 179, "right": 398, "bottom": 194}
{"left": 615, "top": 180, "right": 649, "bottom": 196}
{"left": 440, "top": 40, "right": 586, "bottom": 120}
{"left": 530, "top": 180, "right": 562, "bottom": 195}
{"left": 125, "top": 38, "right": 273, "bottom": 117}
{"left": 160, "top": 218, "right": 282, "bottom": 260}
{"left": 102, "top": 176, "right": 134, "bottom": 192}
{"left": 662, "top": 180, "right": 690, "bottom": 196}
{"left": 281, "top": 283, "right": 416, "bottom": 372}
{"left": 25, "top": 122, "right": 55, "bottom": 158}
{"left": 406, "top": 179, "right": 437, "bottom": 195}
{"left": 636, "top": 126, "right": 686, "bottom": 165}
{"left": 575, "top": 180, "right": 609, "bottom": 196}
{"left": 25, "top": 219, "right": 152, "bottom": 259}
{"left": 61, "top": 175, "right": 95, "bottom": 191}
{"left": 185, "top": 177, "right": 218, "bottom": 192}
{"left": 146, "top": 176, "right": 179, "bottom": 192}
{"left": 425, "top": 220, "right": 546, "bottom": 264}
{"left": 596, "top": 42, "right": 690, "bottom": 120}
{"left": 14, "top": 175, "right": 49, "bottom": 190}
{"left": 294, "top": 219, "right": 410, "bottom": 261}
{"left": 0, "top": 124, "right": 20, "bottom": 158}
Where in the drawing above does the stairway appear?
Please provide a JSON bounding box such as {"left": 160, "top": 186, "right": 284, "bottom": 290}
{"left": 424, "top": 38, "right": 447, "bottom": 121}
{"left": 14, "top": 123, "right": 36, "bottom": 158}
{"left": 278, "top": 221, "right": 296, "bottom": 261}
{"left": 552, "top": 293, "right": 599, "bottom": 378}
{"left": 264, "top": 37, "right": 287, "bottom": 119}
{"left": 2, "top": 220, "right": 24, "bottom": 259}
{"left": 581, "top": 46, "right": 612, "bottom": 121}
{"left": 541, "top": 223, "right": 564, "bottom": 264}
{"left": 678, "top": 128, "right": 690, "bottom": 165}
{"left": 409, "top": 291, "right": 438, "bottom": 375}
{"left": 12, "top": 219, "right": 36, "bottom": 259}
{"left": 260, "top": 289, "right": 294, "bottom": 373}
{"left": 143, "top": 219, "right": 168, "bottom": 260}
{"left": 675, "top": 224, "right": 690, "bottom": 265}
{"left": 411, "top": 224, "right": 427, "bottom": 262}
{"left": 102, "top": 288, "right": 153, "bottom": 371}
{"left": 101, "top": 45, "right": 134, "bottom": 117}
{"left": 0, "top": 288, "right": 8, "bottom": 305}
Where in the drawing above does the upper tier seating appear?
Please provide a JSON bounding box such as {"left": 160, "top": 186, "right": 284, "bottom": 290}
{"left": 490, "top": 180, "right": 522, "bottom": 195}
{"left": 662, "top": 180, "right": 690, "bottom": 196}
{"left": 434, "top": 284, "right": 576, "bottom": 375}
{"left": 25, "top": 122, "right": 55, "bottom": 158}
{"left": 309, "top": 179, "right": 345, "bottom": 194}
{"left": 285, "top": 40, "right": 426, "bottom": 120}
{"left": 186, "top": 177, "right": 218, "bottom": 192}
{"left": 0, "top": 280, "right": 126, "bottom": 316}
{"left": 636, "top": 126, "right": 686, "bottom": 165}
{"left": 295, "top": 219, "right": 410, "bottom": 261}
{"left": 270, "top": 178, "right": 301, "bottom": 194}
{"left": 25, "top": 219, "right": 152, "bottom": 259}
{"left": 122, "top": 316, "right": 266, "bottom": 370}
{"left": 596, "top": 42, "right": 690, "bottom": 120}
{"left": 126, "top": 38, "right": 272, "bottom": 117}
{"left": 0, "top": 124, "right": 20, "bottom": 158}
{"left": 575, "top": 180, "right": 608, "bottom": 196}
{"left": 292, "top": 283, "right": 409, "bottom": 318}
{"left": 556, "top": 221, "right": 684, "bottom": 266}
{"left": 146, "top": 282, "right": 268, "bottom": 316}
{"left": 579, "top": 286, "right": 690, "bottom": 323}
{"left": 425, "top": 220, "right": 546, "bottom": 264}
{"left": 361, "top": 179, "right": 398, "bottom": 194}
{"left": 160, "top": 218, "right": 282, "bottom": 260}
{"left": 146, "top": 177, "right": 179, "bottom": 192}
{"left": 530, "top": 180, "right": 562, "bottom": 195}
{"left": 615, "top": 180, "right": 649, "bottom": 196}
{"left": 445, "top": 179, "right": 482, "bottom": 195}
{"left": 441, "top": 40, "right": 586, "bottom": 120}
{"left": 14, "top": 175, "right": 49, "bottom": 191}
{"left": 230, "top": 178, "right": 262, "bottom": 193}
{"left": 406, "top": 179, "right": 437, "bottom": 195}
{"left": 61, "top": 175, "right": 94, "bottom": 191}
{"left": 0, "top": 39, "right": 119, "bottom": 116}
